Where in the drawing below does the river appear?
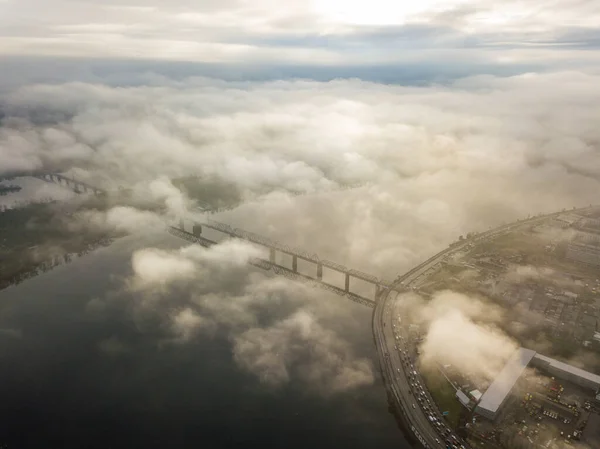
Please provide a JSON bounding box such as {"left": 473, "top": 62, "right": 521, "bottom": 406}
{"left": 0, "top": 232, "right": 409, "bottom": 449}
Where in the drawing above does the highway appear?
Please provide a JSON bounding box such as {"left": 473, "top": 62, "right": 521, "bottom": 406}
{"left": 373, "top": 205, "right": 599, "bottom": 449}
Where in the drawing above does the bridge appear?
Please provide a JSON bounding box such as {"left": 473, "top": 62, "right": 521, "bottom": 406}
{"left": 34, "top": 172, "right": 398, "bottom": 306}
{"left": 32, "top": 173, "right": 105, "bottom": 196}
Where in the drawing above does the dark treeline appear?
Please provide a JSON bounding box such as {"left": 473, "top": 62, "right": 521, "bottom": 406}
{"left": 0, "top": 237, "right": 113, "bottom": 290}
{"left": 0, "top": 185, "right": 22, "bottom": 196}
{"left": 0, "top": 201, "right": 118, "bottom": 291}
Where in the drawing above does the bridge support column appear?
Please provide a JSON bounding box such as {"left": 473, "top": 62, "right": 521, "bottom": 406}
{"left": 345, "top": 273, "right": 350, "bottom": 292}
{"left": 192, "top": 224, "right": 202, "bottom": 237}
{"left": 269, "top": 248, "right": 276, "bottom": 264}
{"left": 292, "top": 255, "right": 297, "bottom": 273}
{"left": 179, "top": 218, "right": 185, "bottom": 231}
{"left": 317, "top": 263, "right": 323, "bottom": 280}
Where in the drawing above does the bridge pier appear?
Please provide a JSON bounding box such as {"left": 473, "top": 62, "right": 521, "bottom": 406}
{"left": 375, "top": 284, "right": 388, "bottom": 302}
{"left": 269, "top": 248, "right": 276, "bottom": 264}
{"left": 292, "top": 255, "right": 298, "bottom": 273}
{"left": 317, "top": 263, "right": 323, "bottom": 280}
{"left": 345, "top": 273, "right": 350, "bottom": 292}
{"left": 179, "top": 218, "right": 185, "bottom": 231}
{"left": 192, "top": 224, "right": 202, "bottom": 237}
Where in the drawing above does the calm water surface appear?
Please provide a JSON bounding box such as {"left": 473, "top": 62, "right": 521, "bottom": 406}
{"left": 0, "top": 233, "right": 408, "bottom": 449}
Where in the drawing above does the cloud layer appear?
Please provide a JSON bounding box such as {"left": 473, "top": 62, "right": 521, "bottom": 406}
{"left": 1, "top": 0, "right": 600, "bottom": 69}
{"left": 2, "top": 70, "right": 599, "bottom": 396}
{"left": 2, "top": 72, "right": 600, "bottom": 275}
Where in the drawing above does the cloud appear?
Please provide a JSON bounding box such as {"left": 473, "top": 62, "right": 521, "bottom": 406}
{"left": 233, "top": 310, "right": 374, "bottom": 393}
{"left": 113, "top": 236, "right": 373, "bottom": 394}
{"left": 0, "top": 0, "right": 599, "bottom": 68}
{"left": 76, "top": 206, "right": 165, "bottom": 234}
{"left": 131, "top": 247, "right": 197, "bottom": 286}
{"left": 170, "top": 307, "right": 213, "bottom": 341}
{"left": 2, "top": 72, "right": 600, "bottom": 276}
{"left": 503, "top": 264, "right": 583, "bottom": 288}
{"left": 3, "top": 69, "right": 599, "bottom": 397}
{"left": 397, "top": 290, "right": 518, "bottom": 382}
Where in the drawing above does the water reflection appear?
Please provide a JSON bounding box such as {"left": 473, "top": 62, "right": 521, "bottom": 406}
{"left": 0, "top": 232, "right": 407, "bottom": 449}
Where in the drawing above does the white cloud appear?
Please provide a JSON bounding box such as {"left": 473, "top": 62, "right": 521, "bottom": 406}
{"left": 131, "top": 247, "right": 196, "bottom": 286}
{"left": 3, "top": 72, "right": 600, "bottom": 275}
{"left": 233, "top": 310, "right": 374, "bottom": 393}
{"left": 170, "top": 307, "right": 213, "bottom": 341}
{"left": 398, "top": 290, "right": 518, "bottom": 382}
{"left": 0, "top": 0, "right": 599, "bottom": 65}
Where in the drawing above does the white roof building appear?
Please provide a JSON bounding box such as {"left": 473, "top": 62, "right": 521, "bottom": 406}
{"left": 531, "top": 354, "right": 600, "bottom": 390}
{"left": 456, "top": 390, "right": 471, "bottom": 408}
{"left": 470, "top": 389, "right": 483, "bottom": 402}
{"left": 474, "top": 348, "right": 537, "bottom": 420}
{"left": 474, "top": 348, "right": 600, "bottom": 421}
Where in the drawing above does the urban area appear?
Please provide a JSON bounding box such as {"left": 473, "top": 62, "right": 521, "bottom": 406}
{"left": 387, "top": 208, "right": 600, "bottom": 449}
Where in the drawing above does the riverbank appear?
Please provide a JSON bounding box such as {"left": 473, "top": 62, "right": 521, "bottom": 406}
{"left": 0, "top": 202, "right": 118, "bottom": 291}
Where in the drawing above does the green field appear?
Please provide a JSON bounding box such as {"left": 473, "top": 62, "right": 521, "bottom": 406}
{"left": 421, "top": 370, "right": 463, "bottom": 429}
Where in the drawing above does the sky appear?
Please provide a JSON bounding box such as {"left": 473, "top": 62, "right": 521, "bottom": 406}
{"left": 1, "top": 0, "right": 600, "bottom": 430}
{"left": 1, "top": 0, "right": 600, "bottom": 83}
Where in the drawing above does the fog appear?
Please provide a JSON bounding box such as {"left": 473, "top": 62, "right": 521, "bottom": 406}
{"left": 395, "top": 290, "right": 518, "bottom": 383}
{"left": 2, "top": 70, "right": 600, "bottom": 394}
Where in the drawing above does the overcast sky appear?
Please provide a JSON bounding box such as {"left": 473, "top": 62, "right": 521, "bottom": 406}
{"left": 1, "top": 0, "right": 600, "bottom": 74}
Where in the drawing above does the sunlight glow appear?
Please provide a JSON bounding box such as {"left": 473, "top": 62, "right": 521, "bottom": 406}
{"left": 312, "top": 0, "right": 457, "bottom": 26}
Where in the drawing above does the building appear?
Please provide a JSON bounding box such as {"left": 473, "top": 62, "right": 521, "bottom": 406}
{"left": 470, "top": 389, "right": 483, "bottom": 402}
{"left": 566, "top": 237, "right": 600, "bottom": 267}
{"left": 531, "top": 354, "right": 600, "bottom": 390}
{"left": 475, "top": 348, "right": 600, "bottom": 421}
{"left": 474, "top": 348, "right": 537, "bottom": 420}
{"left": 456, "top": 390, "right": 471, "bottom": 408}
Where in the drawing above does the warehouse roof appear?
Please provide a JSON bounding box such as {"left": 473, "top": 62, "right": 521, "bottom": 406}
{"left": 533, "top": 354, "right": 600, "bottom": 387}
{"left": 476, "top": 348, "right": 537, "bottom": 416}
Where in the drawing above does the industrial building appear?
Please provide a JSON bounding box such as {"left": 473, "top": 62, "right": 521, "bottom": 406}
{"left": 566, "top": 234, "right": 600, "bottom": 267}
{"left": 474, "top": 348, "right": 536, "bottom": 420}
{"left": 474, "top": 348, "right": 600, "bottom": 420}
{"left": 531, "top": 354, "right": 600, "bottom": 390}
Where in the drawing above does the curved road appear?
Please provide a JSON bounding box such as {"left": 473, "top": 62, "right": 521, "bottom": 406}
{"left": 373, "top": 205, "right": 598, "bottom": 449}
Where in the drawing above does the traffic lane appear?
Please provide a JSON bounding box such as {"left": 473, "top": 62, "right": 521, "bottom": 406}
{"left": 376, "top": 304, "right": 434, "bottom": 445}
{"left": 387, "top": 310, "right": 448, "bottom": 445}
{"left": 383, "top": 299, "right": 448, "bottom": 448}
{"left": 380, "top": 306, "right": 444, "bottom": 447}
{"left": 386, "top": 293, "right": 466, "bottom": 448}
{"left": 387, "top": 339, "right": 441, "bottom": 447}
{"left": 381, "top": 336, "right": 439, "bottom": 448}
{"left": 387, "top": 335, "right": 440, "bottom": 446}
